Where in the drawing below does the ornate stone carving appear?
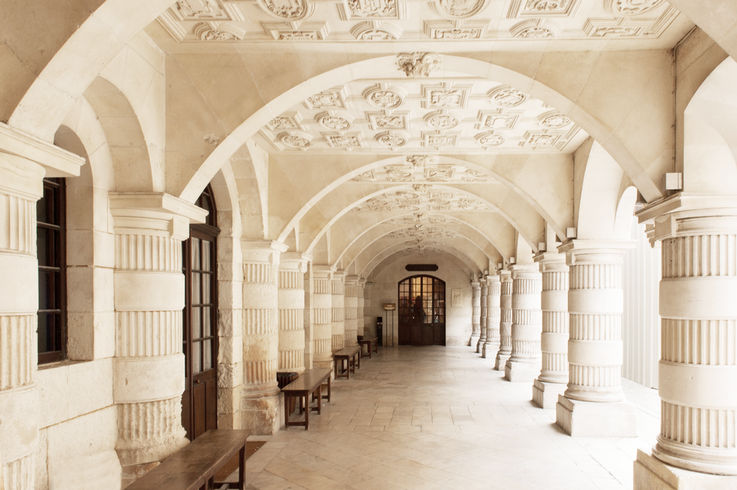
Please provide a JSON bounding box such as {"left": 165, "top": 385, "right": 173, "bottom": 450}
{"left": 421, "top": 83, "right": 471, "bottom": 109}
{"left": 424, "top": 110, "right": 459, "bottom": 130}
{"left": 406, "top": 154, "right": 438, "bottom": 167}
{"left": 476, "top": 110, "right": 519, "bottom": 129}
{"left": 174, "top": 0, "right": 230, "bottom": 20}
{"left": 324, "top": 132, "right": 362, "bottom": 149}
{"left": 475, "top": 131, "right": 505, "bottom": 147}
{"left": 350, "top": 21, "right": 401, "bottom": 40}
{"left": 539, "top": 111, "right": 572, "bottom": 129}
{"left": 423, "top": 21, "right": 487, "bottom": 40}
{"left": 277, "top": 131, "right": 312, "bottom": 150}
{"left": 488, "top": 85, "right": 528, "bottom": 107}
{"left": 266, "top": 112, "right": 302, "bottom": 131}
{"left": 304, "top": 88, "right": 346, "bottom": 109}
{"left": 315, "top": 111, "right": 352, "bottom": 130}
{"left": 366, "top": 111, "right": 408, "bottom": 130}
{"left": 583, "top": 18, "right": 645, "bottom": 38}
{"left": 257, "top": 0, "right": 313, "bottom": 20}
{"left": 434, "top": 0, "right": 488, "bottom": 19}
{"left": 359, "top": 188, "right": 490, "bottom": 213}
{"left": 520, "top": 130, "right": 560, "bottom": 148}
{"left": 340, "top": 0, "right": 400, "bottom": 20}
{"left": 424, "top": 165, "right": 455, "bottom": 181}
{"left": 507, "top": 0, "right": 580, "bottom": 18}
{"left": 193, "top": 22, "right": 244, "bottom": 41}
{"left": 422, "top": 132, "right": 458, "bottom": 148}
{"left": 510, "top": 19, "right": 554, "bottom": 38}
{"left": 363, "top": 84, "right": 404, "bottom": 108}
{"left": 375, "top": 131, "right": 408, "bottom": 148}
{"left": 262, "top": 22, "right": 329, "bottom": 40}
{"left": 605, "top": 0, "right": 663, "bottom": 15}
{"left": 396, "top": 52, "right": 441, "bottom": 77}
{"left": 351, "top": 161, "right": 491, "bottom": 183}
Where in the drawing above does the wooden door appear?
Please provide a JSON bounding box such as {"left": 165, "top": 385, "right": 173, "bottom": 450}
{"left": 397, "top": 275, "right": 446, "bottom": 346}
{"left": 182, "top": 188, "right": 219, "bottom": 440}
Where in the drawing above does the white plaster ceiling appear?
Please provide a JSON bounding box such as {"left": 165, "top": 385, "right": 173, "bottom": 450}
{"left": 257, "top": 77, "right": 587, "bottom": 153}
{"left": 157, "top": 0, "right": 690, "bottom": 48}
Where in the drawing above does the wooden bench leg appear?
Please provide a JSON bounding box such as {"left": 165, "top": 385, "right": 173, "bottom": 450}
{"left": 284, "top": 393, "right": 290, "bottom": 427}
{"left": 238, "top": 445, "right": 246, "bottom": 490}
{"left": 304, "top": 393, "right": 309, "bottom": 430}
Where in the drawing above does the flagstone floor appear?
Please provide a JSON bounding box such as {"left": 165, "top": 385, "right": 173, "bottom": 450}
{"left": 245, "top": 345, "right": 660, "bottom": 490}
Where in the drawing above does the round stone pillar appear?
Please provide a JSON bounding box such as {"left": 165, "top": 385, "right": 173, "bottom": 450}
{"left": 278, "top": 253, "right": 307, "bottom": 374}
{"left": 634, "top": 199, "right": 737, "bottom": 487}
{"left": 494, "top": 270, "right": 513, "bottom": 370}
{"left": 311, "top": 266, "right": 333, "bottom": 370}
{"left": 482, "top": 274, "right": 501, "bottom": 359}
{"left": 331, "top": 271, "right": 345, "bottom": 352}
{"left": 357, "top": 278, "right": 366, "bottom": 337}
{"left": 555, "top": 240, "right": 636, "bottom": 437}
{"left": 505, "top": 264, "right": 542, "bottom": 382}
{"left": 110, "top": 194, "right": 206, "bottom": 480}
{"left": 241, "top": 240, "right": 287, "bottom": 435}
{"left": 469, "top": 280, "right": 481, "bottom": 348}
{"left": 532, "top": 253, "right": 569, "bottom": 408}
{"left": 344, "top": 275, "right": 359, "bottom": 346}
{"left": 477, "top": 279, "right": 488, "bottom": 353}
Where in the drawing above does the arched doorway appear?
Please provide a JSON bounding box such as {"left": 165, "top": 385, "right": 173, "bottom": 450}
{"left": 398, "top": 275, "right": 445, "bottom": 346}
{"left": 181, "top": 185, "right": 219, "bottom": 440}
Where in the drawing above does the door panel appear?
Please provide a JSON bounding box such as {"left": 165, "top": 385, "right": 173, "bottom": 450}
{"left": 397, "top": 275, "right": 446, "bottom": 346}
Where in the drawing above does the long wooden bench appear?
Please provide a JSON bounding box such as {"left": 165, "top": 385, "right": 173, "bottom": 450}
{"left": 358, "top": 336, "right": 378, "bottom": 358}
{"left": 333, "top": 345, "right": 361, "bottom": 379}
{"left": 281, "top": 367, "right": 332, "bottom": 430}
{"left": 127, "top": 429, "right": 249, "bottom": 490}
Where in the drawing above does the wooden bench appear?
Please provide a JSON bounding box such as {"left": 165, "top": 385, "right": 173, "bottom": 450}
{"left": 281, "top": 367, "right": 332, "bottom": 430}
{"left": 358, "top": 336, "right": 378, "bottom": 359}
{"left": 127, "top": 429, "right": 249, "bottom": 490}
{"left": 333, "top": 345, "right": 361, "bottom": 379}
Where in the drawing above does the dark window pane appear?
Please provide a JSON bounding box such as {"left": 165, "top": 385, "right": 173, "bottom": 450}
{"left": 193, "top": 341, "right": 201, "bottom": 374}
{"left": 192, "top": 307, "right": 201, "bottom": 339}
{"left": 38, "top": 314, "right": 50, "bottom": 352}
{"left": 191, "top": 238, "right": 200, "bottom": 270}
{"left": 202, "top": 273, "right": 210, "bottom": 304}
{"left": 203, "top": 306, "right": 211, "bottom": 337}
{"left": 202, "top": 240, "right": 211, "bottom": 271}
{"left": 192, "top": 272, "right": 201, "bottom": 304}
{"left": 203, "top": 339, "right": 212, "bottom": 370}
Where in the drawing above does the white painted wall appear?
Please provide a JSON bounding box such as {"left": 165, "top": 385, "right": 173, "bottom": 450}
{"left": 622, "top": 220, "right": 661, "bottom": 388}
{"left": 364, "top": 251, "right": 474, "bottom": 347}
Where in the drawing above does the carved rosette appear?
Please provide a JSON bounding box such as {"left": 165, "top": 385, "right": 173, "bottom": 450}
{"left": 193, "top": 22, "right": 244, "bottom": 41}
{"left": 605, "top": 0, "right": 663, "bottom": 15}
{"left": 539, "top": 111, "right": 572, "bottom": 129}
{"left": 488, "top": 85, "right": 528, "bottom": 107}
{"left": 257, "top": 0, "right": 313, "bottom": 20}
{"left": 315, "top": 111, "right": 351, "bottom": 131}
{"left": 475, "top": 131, "right": 505, "bottom": 147}
{"left": 277, "top": 131, "right": 312, "bottom": 150}
{"left": 424, "top": 110, "right": 459, "bottom": 130}
{"left": 510, "top": 19, "right": 553, "bottom": 38}
{"left": 434, "top": 0, "right": 488, "bottom": 18}
{"left": 375, "top": 131, "right": 408, "bottom": 149}
{"left": 363, "top": 84, "right": 404, "bottom": 108}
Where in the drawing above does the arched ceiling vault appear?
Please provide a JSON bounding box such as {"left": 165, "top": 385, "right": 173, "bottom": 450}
{"left": 359, "top": 240, "right": 484, "bottom": 280}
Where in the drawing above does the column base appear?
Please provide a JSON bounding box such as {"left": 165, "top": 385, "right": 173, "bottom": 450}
{"left": 555, "top": 395, "right": 637, "bottom": 437}
{"left": 242, "top": 391, "right": 280, "bottom": 435}
{"left": 481, "top": 341, "right": 499, "bottom": 359}
{"left": 532, "top": 379, "right": 566, "bottom": 408}
{"left": 504, "top": 359, "right": 538, "bottom": 382}
{"left": 469, "top": 334, "right": 480, "bottom": 350}
{"left": 494, "top": 352, "right": 511, "bottom": 371}
{"left": 475, "top": 337, "right": 485, "bottom": 353}
{"left": 634, "top": 450, "right": 737, "bottom": 489}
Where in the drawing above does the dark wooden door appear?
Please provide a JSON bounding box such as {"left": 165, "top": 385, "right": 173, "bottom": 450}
{"left": 182, "top": 188, "right": 219, "bottom": 440}
{"left": 397, "top": 275, "right": 446, "bottom": 346}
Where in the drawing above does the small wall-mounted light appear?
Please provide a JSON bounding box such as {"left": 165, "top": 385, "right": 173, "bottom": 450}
{"left": 509, "top": 257, "right": 516, "bottom": 264}
{"left": 665, "top": 172, "right": 683, "bottom": 191}
{"left": 566, "top": 227, "right": 577, "bottom": 239}
{"left": 537, "top": 242, "right": 546, "bottom": 252}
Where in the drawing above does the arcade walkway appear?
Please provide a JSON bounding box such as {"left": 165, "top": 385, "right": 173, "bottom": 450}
{"left": 245, "top": 347, "right": 659, "bottom": 489}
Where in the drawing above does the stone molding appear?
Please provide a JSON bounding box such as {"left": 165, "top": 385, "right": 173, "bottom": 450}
{"left": 494, "top": 270, "right": 513, "bottom": 370}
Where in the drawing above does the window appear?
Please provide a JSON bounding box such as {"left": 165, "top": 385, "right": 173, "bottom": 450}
{"left": 37, "top": 177, "right": 66, "bottom": 364}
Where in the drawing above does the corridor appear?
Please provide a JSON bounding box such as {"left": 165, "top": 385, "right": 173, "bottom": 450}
{"left": 246, "top": 347, "right": 659, "bottom": 489}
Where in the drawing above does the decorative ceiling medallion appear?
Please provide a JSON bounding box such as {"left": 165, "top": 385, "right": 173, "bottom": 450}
{"left": 423, "top": 21, "right": 487, "bottom": 40}
{"left": 266, "top": 112, "right": 303, "bottom": 131}
{"left": 406, "top": 154, "right": 438, "bottom": 167}
{"left": 385, "top": 165, "right": 413, "bottom": 181}
{"left": 520, "top": 130, "right": 561, "bottom": 149}
{"left": 257, "top": 0, "right": 314, "bottom": 20}
{"left": 193, "top": 22, "right": 245, "bottom": 41}
{"left": 375, "top": 131, "right": 408, "bottom": 149}
{"left": 421, "top": 83, "right": 471, "bottom": 109}
{"left": 488, "top": 85, "right": 527, "bottom": 107}
{"left": 173, "top": 0, "right": 231, "bottom": 21}
{"left": 424, "top": 110, "right": 460, "bottom": 130}
{"left": 538, "top": 111, "right": 572, "bottom": 129}
{"left": 510, "top": 19, "right": 554, "bottom": 38}
{"left": 424, "top": 165, "right": 455, "bottom": 181}
{"left": 261, "top": 22, "right": 329, "bottom": 40}
{"left": 396, "top": 52, "right": 441, "bottom": 77}
{"left": 315, "top": 111, "right": 352, "bottom": 131}
{"left": 475, "top": 110, "right": 518, "bottom": 130}
{"left": 366, "top": 111, "right": 408, "bottom": 130}
{"left": 277, "top": 131, "right": 312, "bottom": 150}
{"left": 350, "top": 21, "right": 401, "bottom": 40}
{"left": 304, "top": 87, "right": 347, "bottom": 109}
{"left": 363, "top": 84, "right": 404, "bottom": 108}
{"left": 507, "top": 0, "right": 580, "bottom": 18}
{"left": 422, "top": 131, "right": 458, "bottom": 148}
{"left": 433, "top": 0, "right": 488, "bottom": 19}
{"left": 475, "top": 131, "right": 505, "bottom": 147}
{"left": 324, "top": 132, "right": 362, "bottom": 150}
{"left": 338, "top": 0, "right": 401, "bottom": 20}
{"left": 605, "top": 0, "right": 663, "bottom": 16}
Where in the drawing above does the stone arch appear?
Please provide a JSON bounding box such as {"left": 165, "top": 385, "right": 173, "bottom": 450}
{"left": 83, "top": 77, "right": 154, "bottom": 192}
{"left": 360, "top": 242, "right": 480, "bottom": 279}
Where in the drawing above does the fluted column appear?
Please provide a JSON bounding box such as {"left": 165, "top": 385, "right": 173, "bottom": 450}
{"left": 476, "top": 279, "right": 488, "bottom": 353}
{"left": 357, "top": 278, "right": 366, "bottom": 337}
{"left": 482, "top": 275, "right": 501, "bottom": 359}
{"left": 505, "top": 264, "right": 542, "bottom": 382}
{"left": 278, "top": 253, "right": 307, "bottom": 374}
{"left": 469, "top": 280, "right": 481, "bottom": 348}
{"left": 331, "top": 270, "right": 345, "bottom": 351}
{"left": 494, "top": 270, "right": 513, "bottom": 370}
{"left": 0, "top": 127, "right": 83, "bottom": 488}
{"left": 344, "top": 275, "right": 359, "bottom": 346}
{"left": 241, "top": 240, "right": 287, "bottom": 435}
{"left": 555, "top": 240, "right": 636, "bottom": 437}
{"left": 311, "top": 266, "right": 333, "bottom": 370}
{"left": 533, "top": 253, "right": 569, "bottom": 408}
{"left": 634, "top": 197, "right": 737, "bottom": 487}
{"left": 110, "top": 194, "right": 206, "bottom": 480}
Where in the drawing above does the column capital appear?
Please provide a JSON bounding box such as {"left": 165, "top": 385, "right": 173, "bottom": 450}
{"left": 510, "top": 262, "right": 540, "bottom": 278}
{"left": 109, "top": 192, "right": 207, "bottom": 241}
{"left": 279, "top": 252, "right": 309, "bottom": 272}
{"left": 312, "top": 264, "right": 332, "bottom": 279}
{"left": 241, "top": 240, "right": 289, "bottom": 264}
{"left": 345, "top": 274, "right": 359, "bottom": 285}
{"left": 0, "top": 122, "right": 85, "bottom": 179}
{"left": 357, "top": 277, "right": 366, "bottom": 287}
{"left": 487, "top": 274, "right": 501, "bottom": 285}
{"left": 332, "top": 269, "right": 345, "bottom": 280}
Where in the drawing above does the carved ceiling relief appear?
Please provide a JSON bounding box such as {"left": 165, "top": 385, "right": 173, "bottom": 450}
{"left": 352, "top": 158, "right": 492, "bottom": 183}
{"left": 358, "top": 188, "right": 491, "bottom": 213}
